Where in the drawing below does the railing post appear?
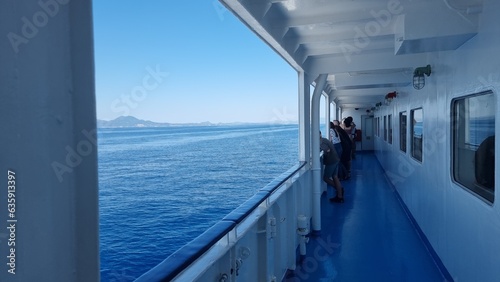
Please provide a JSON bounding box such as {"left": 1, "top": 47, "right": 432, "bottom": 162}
{"left": 311, "top": 74, "right": 328, "bottom": 233}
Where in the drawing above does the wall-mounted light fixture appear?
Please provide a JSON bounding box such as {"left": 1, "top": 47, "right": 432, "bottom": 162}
{"left": 413, "top": 65, "right": 431, "bottom": 90}
{"left": 385, "top": 91, "right": 397, "bottom": 104}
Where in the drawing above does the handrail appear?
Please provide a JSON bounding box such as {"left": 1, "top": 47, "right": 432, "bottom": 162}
{"left": 135, "top": 161, "right": 307, "bottom": 281}
{"left": 223, "top": 161, "right": 306, "bottom": 223}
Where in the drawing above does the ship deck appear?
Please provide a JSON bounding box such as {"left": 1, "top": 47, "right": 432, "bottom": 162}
{"left": 285, "top": 153, "right": 452, "bottom": 282}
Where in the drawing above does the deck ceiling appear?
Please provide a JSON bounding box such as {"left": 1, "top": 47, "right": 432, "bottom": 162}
{"left": 221, "top": 0, "right": 483, "bottom": 110}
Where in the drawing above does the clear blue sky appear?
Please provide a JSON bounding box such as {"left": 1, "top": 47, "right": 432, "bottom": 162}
{"left": 93, "top": 1, "right": 298, "bottom": 124}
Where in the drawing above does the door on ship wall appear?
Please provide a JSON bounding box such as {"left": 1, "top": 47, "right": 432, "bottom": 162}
{"left": 361, "top": 115, "right": 374, "bottom": 151}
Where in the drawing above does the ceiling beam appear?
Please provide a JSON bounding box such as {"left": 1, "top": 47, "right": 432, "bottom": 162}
{"left": 333, "top": 72, "right": 411, "bottom": 88}
{"left": 332, "top": 87, "right": 403, "bottom": 97}
{"left": 304, "top": 50, "right": 431, "bottom": 76}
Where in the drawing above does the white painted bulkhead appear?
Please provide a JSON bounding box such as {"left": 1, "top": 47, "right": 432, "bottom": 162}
{"left": 2, "top": 0, "right": 499, "bottom": 280}
{"left": 0, "top": 1, "right": 99, "bottom": 281}
{"left": 374, "top": 1, "right": 500, "bottom": 280}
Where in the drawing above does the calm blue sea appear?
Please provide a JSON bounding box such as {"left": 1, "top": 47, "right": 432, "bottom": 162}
{"left": 98, "top": 124, "right": 298, "bottom": 281}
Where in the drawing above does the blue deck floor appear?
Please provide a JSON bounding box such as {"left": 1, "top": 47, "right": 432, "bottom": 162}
{"left": 286, "top": 153, "right": 450, "bottom": 282}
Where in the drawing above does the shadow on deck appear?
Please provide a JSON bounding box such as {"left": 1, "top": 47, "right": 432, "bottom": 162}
{"left": 285, "top": 153, "right": 452, "bottom": 282}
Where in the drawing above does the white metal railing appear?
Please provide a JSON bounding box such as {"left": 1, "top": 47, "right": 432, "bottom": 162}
{"left": 136, "top": 162, "right": 313, "bottom": 281}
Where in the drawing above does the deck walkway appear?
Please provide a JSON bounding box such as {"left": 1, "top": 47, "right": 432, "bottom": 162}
{"left": 286, "top": 153, "right": 451, "bottom": 282}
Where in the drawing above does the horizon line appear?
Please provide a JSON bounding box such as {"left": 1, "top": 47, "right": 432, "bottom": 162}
{"left": 97, "top": 115, "right": 300, "bottom": 125}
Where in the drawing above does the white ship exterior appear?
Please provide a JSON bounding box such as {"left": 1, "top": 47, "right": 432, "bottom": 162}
{"left": 1, "top": 0, "right": 499, "bottom": 281}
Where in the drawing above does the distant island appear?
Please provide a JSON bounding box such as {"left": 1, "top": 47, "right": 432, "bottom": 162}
{"left": 97, "top": 116, "right": 216, "bottom": 128}
{"left": 96, "top": 116, "right": 295, "bottom": 128}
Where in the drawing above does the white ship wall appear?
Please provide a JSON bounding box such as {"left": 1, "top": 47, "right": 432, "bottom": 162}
{"left": 0, "top": 1, "right": 99, "bottom": 281}
{"left": 374, "top": 0, "right": 500, "bottom": 281}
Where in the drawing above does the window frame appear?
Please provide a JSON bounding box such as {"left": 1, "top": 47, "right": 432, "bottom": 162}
{"left": 451, "top": 90, "right": 495, "bottom": 203}
{"left": 400, "top": 111, "right": 407, "bottom": 153}
{"left": 388, "top": 114, "right": 393, "bottom": 144}
{"left": 384, "top": 115, "right": 387, "bottom": 142}
{"left": 410, "top": 108, "right": 423, "bottom": 162}
{"left": 377, "top": 117, "right": 380, "bottom": 137}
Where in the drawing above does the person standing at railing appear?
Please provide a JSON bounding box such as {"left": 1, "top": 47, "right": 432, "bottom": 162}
{"left": 329, "top": 121, "right": 343, "bottom": 157}
{"left": 335, "top": 120, "right": 352, "bottom": 180}
{"left": 320, "top": 131, "right": 344, "bottom": 203}
{"left": 349, "top": 117, "right": 357, "bottom": 159}
{"left": 343, "top": 116, "right": 356, "bottom": 160}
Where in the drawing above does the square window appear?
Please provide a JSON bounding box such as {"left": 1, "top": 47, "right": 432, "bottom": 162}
{"left": 384, "top": 116, "right": 387, "bottom": 141}
{"left": 400, "top": 111, "right": 407, "bottom": 152}
{"left": 411, "top": 108, "right": 423, "bottom": 162}
{"left": 377, "top": 117, "right": 380, "bottom": 137}
{"left": 388, "top": 114, "right": 393, "bottom": 144}
{"left": 452, "top": 91, "right": 495, "bottom": 203}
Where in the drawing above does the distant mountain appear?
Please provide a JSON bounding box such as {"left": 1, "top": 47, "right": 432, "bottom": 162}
{"left": 96, "top": 116, "right": 298, "bottom": 128}
{"left": 97, "top": 116, "right": 171, "bottom": 128}
{"left": 97, "top": 116, "right": 217, "bottom": 128}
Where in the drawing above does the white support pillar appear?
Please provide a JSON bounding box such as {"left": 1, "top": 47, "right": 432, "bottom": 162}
{"left": 0, "top": 1, "right": 99, "bottom": 282}
{"left": 311, "top": 74, "right": 328, "bottom": 233}
{"left": 297, "top": 71, "right": 313, "bottom": 240}
{"left": 298, "top": 71, "right": 311, "bottom": 163}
